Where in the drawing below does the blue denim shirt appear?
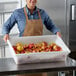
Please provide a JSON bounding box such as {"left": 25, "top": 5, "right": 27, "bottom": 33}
{"left": 2, "top": 6, "right": 60, "bottom": 36}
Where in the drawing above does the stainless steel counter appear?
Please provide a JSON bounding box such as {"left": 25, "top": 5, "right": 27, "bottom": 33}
{"left": 0, "top": 57, "right": 75, "bottom": 75}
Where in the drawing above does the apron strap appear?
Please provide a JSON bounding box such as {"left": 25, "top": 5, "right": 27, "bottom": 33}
{"left": 37, "top": 9, "right": 42, "bottom": 19}
{"left": 24, "top": 7, "right": 28, "bottom": 20}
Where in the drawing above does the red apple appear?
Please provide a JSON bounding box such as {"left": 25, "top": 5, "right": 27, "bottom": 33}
{"left": 28, "top": 43, "right": 34, "bottom": 49}
{"left": 32, "top": 49, "right": 36, "bottom": 53}
{"left": 23, "top": 44, "right": 28, "bottom": 49}
{"left": 21, "top": 50, "right": 25, "bottom": 54}
{"left": 45, "top": 47, "right": 50, "bottom": 52}
{"left": 12, "top": 46, "right": 17, "bottom": 54}
{"left": 56, "top": 46, "right": 62, "bottom": 51}
{"left": 42, "top": 41, "right": 48, "bottom": 46}
{"left": 41, "top": 42, "right": 48, "bottom": 50}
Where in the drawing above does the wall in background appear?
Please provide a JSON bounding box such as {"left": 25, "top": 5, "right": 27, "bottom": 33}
{"left": 0, "top": 0, "right": 20, "bottom": 58}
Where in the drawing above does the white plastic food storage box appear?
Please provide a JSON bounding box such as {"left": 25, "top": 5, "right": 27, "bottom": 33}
{"left": 7, "top": 35, "right": 71, "bottom": 64}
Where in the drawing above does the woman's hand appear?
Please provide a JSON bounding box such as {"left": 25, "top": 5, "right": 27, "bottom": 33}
{"left": 56, "top": 32, "right": 61, "bottom": 37}
{"left": 3, "top": 34, "right": 9, "bottom": 42}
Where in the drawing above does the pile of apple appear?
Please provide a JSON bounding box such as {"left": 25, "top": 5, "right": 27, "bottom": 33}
{"left": 12, "top": 41, "right": 62, "bottom": 54}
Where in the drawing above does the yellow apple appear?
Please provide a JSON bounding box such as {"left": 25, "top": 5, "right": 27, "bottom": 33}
{"left": 16, "top": 42, "right": 23, "bottom": 47}
{"left": 17, "top": 45, "right": 24, "bottom": 51}
{"left": 53, "top": 45, "right": 57, "bottom": 50}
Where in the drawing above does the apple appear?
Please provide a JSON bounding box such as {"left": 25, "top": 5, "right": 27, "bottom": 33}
{"left": 41, "top": 41, "right": 47, "bottom": 49}
{"left": 12, "top": 46, "right": 17, "bottom": 54}
{"left": 53, "top": 45, "right": 62, "bottom": 51}
{"left": 34, "top": 43, "right": 42, "bottom": 48}
{"left": 25, "top": 50, "right": 31, "bottom": 54}
{"left": 45, "top": 48, "right": 50, "bottom": 52}
{"left": 16, "top": 51, "right": 20, "bottom": 54}
{"left": 29, "top": 49, "right": 33, "bottom": 52}
{"left": 32, "top": 49, "right": 36, "bottom": 53}
{"left": 42, "top": 41, "right": 47, "bottom": 46}
{"left": 50, "top": 43, "right": 56, "bottom": 47}
{"left": 45, "top": 47, "right": 52, "bottom": 52}
{"left": 16, "top": 42, "right": 23, "bottom": 46}
{"left": 28, "top": 43, "right": 34, "bottom": 49}
{"left": 56, "top": 46, "right": 62, "bottom": 51}
{"left": 17, "top": 45, "right": 24, "bottom": 51}
{"left": 23, "top": 44, "right": 28, "bottom": 49}
{"left": 25, "top": 48, "right": 33, "bottom": 53}
{"left": 21, "top": 50, "right": 25, "bottom": 53}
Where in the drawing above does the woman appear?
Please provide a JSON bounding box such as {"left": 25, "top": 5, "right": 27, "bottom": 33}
{"left": 2, "top": 0, "right": 61, "bottom": 76}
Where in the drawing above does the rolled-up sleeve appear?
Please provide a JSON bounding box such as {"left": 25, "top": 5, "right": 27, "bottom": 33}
{"left": 43, "top": 11, "right": 60, "bottom": 34}
{"left": 2, "top": 10, "right": 17, "bottom": 35}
